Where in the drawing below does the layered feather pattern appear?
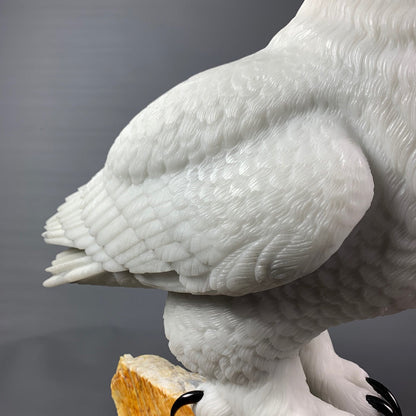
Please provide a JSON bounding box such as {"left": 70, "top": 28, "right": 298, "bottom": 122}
{"left": 43, "top": 1, "right": 416, "bottom": 414}
{"left": 43, "top": 106, "right": 373, "bottom": 295}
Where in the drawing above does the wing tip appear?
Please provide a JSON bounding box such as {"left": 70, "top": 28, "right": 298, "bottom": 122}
{"left": 43, "top": 275, "right": 66, "bottom": 288}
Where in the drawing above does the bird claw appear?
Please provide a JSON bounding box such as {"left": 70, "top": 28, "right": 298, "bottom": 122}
{"left": 366, "top": 395, "right": 399, "bottom": 416}
{"left": 366, "top": 377, "right": 402, "bottom": 416}
{"left": 171, "top": 390, "right": 204, "bottom": 416}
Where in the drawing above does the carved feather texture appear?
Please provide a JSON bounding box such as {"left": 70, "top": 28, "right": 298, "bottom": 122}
{"left": 44, "top": 111, "right": 374, "bottom": 294}
{"left": 43, "top": 0, "right": 416, "bottom": 414}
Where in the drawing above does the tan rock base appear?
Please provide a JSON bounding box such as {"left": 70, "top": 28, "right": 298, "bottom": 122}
{"left": 111, "top": 354, "right": 205, "bottom": 416}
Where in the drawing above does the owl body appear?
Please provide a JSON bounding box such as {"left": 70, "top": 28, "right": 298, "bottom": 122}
{"left": 44, "top": 1, "right": 416, "bottom": 415}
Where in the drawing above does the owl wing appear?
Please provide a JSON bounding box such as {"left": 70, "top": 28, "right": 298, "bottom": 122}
{"left": 43, "top": 50, "right": 374, "bottom": 295}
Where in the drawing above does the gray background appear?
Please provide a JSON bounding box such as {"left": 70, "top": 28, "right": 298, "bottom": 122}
{"left": 0, "top": 0, "right": 414, "bottom": 415}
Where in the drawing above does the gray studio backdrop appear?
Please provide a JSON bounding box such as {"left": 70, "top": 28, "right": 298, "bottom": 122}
{"left": 0, "top": 0, "right": 414, "bottom": 415}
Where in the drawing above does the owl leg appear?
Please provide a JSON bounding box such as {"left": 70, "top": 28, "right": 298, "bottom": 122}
{"left": 300, "top": 331, "right": 401, "bottom": 416}
{"left": 165, "top": 293, "right": 356, "bottom": 416}
{"left": 184, "top": 356, "right": 356, "bottom": 416}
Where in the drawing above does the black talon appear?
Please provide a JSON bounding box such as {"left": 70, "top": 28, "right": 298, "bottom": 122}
{"left": 366, "top": 395, "right": 398, "bottom": 416}
{"left": 367, "top": 377, "right": 402, "bottom": 416}
{"left": 171, "top": 390, "right": 204, "bottom": 416}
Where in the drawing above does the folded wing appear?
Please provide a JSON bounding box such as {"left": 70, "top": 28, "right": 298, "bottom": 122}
{"left": 43, "top": 51, "right": 374, "bottom": 295}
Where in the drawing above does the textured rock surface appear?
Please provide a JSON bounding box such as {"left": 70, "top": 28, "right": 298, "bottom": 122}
{"left": 111, "top": 354, "right": 205, "bottom": 416}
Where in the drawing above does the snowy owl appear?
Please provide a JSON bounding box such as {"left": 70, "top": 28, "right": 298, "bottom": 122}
{"left": 43, "top": 0, "right": 415, "bottom": 415}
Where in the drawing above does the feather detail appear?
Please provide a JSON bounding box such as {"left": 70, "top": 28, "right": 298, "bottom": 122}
{"left": 43, "top": 248, "right": 105, "bottom": 287}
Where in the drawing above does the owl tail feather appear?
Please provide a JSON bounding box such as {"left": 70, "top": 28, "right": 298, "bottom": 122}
{"left": 43, "top": 248, "right": 149, "bottom": 288}
{"left": 43, "top": 248, "right": 107, "bottom": 287}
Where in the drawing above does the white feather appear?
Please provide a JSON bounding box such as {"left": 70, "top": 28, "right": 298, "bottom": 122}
{"left": 43, "top": 0, "right": 416, "bottom": 414}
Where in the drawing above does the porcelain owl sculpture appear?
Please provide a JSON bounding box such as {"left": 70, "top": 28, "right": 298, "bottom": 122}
{"left": 43, "top": 0, "right": 415, "bottom": 415}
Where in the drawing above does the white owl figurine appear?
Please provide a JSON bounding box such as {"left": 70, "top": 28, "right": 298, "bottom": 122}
{"left": 43, "top": 0, "right": 415, "bottom": 415}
